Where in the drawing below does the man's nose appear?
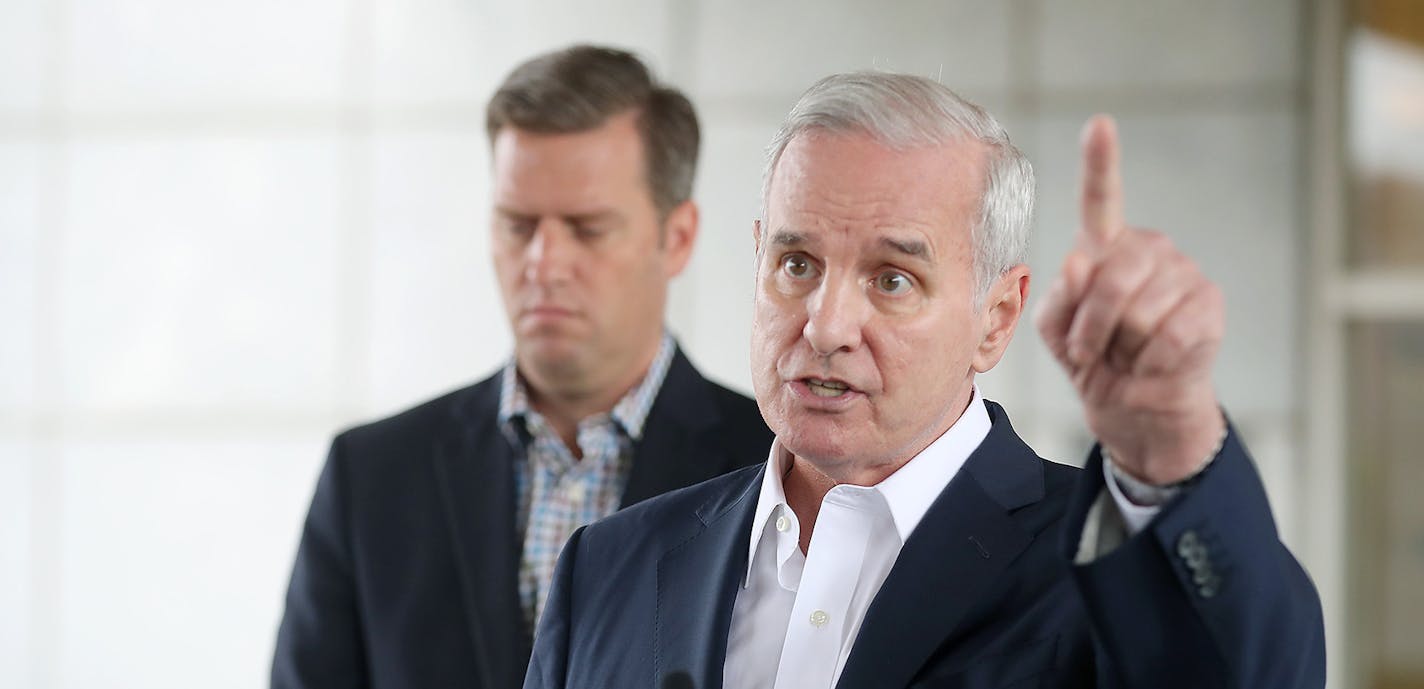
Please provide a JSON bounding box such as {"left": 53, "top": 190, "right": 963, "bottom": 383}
{"left": 523, "top": 219, "right": 573, "bottom": 286}
{"left": 803, "top": 274, "right": 868, "bottom": 356}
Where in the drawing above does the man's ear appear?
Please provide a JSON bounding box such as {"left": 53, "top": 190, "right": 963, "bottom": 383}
{"left": 752, "top": 218, "right": 766, "bottom": 264}
{"left": 972, "top": 264, "right": 1031, "bottom": 373}
{"left": 661, "top": 200, "right": 699, "bottom": 278}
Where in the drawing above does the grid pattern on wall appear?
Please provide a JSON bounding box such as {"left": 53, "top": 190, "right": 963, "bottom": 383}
{"left": 0, "top": 1, "right": 1312, "bottom": 687}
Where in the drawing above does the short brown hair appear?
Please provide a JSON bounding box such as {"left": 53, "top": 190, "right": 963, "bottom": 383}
{"left": 486, "top": 45, "right": 701, "bottom": 219}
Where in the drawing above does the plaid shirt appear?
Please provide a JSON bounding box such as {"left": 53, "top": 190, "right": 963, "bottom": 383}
{"left": 498, "top": 333, "right": 676, "bottom": 633}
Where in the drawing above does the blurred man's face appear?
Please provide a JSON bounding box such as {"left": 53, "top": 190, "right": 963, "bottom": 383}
{"left": 491, "top": 111, "right": 695, "bottom": 399}
{"left": 750, "top": 130, "right": 1022, "bottom": 482}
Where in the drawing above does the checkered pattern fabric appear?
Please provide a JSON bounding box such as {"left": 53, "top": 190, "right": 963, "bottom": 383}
{"left": 498, "top": 333, "right": 676, "bottom": 633}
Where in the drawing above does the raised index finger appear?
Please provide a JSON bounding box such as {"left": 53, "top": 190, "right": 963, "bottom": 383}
{"left": 1078, "top": 114, "right": 1125, "bottom": 253}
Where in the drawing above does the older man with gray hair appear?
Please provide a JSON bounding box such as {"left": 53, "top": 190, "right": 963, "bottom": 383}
{"left": 524, "top": 72, "right": 1324, "bottom": 689}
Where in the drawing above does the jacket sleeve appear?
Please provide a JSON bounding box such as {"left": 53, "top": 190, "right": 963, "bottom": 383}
{"left": 271, "top": 437, "right": 370, "bottom": 689}
{"left": 523, "top": 525, "right": 586, "bottom": 689}
{"left": 1061, "top": 423, "right": 1326, "bottom": 689}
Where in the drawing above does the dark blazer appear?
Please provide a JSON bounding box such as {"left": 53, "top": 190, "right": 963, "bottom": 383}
{"left": 271, "top": 347, "right": 773, "bottom": 689}
{"left": 526, "top": 400, "right": 1325, "bottom": 689}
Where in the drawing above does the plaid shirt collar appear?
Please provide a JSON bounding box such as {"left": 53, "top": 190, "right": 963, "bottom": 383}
{"left": 497, "top": 332, "right": 676, "bottom": 442}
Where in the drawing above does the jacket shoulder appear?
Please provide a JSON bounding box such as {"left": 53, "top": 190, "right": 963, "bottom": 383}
{"left": 703, "top": 377, "right": 773, "bottom": 449}
{"left": 585, "top": 463, "right": 763, "bottom": 546}
{"left": 332, "top": 372, "right": 501, "bottom": 460}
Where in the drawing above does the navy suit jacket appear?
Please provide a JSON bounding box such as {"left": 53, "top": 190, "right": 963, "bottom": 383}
{"left": 271, "top": 347, "right": 773, "bottom": 689}
{"left": 525, "top": 400, "right": 1324, "bottom": 689}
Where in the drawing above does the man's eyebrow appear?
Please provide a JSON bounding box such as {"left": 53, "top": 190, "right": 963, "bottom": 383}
{"left": 769, "top": 230, "right": 808, "bottom": 247}
{"left": 493, "top": 207, "right": 624, "bottom": 224}
{"left": 565, "top": 209, "right": 624, "bottom": 225}
{"left": 879, "top": 236, "right": 932, "bottom": 262}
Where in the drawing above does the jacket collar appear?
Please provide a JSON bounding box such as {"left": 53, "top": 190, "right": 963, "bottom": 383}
{"left": 620, "top": 346, "right": 728, "bottom": 506}
{"left": 432, "top": 344, "right": 741, "bottom": 687}
{"left": 834, "top": 400, "right": 1046, "bottom": 689}
{"left": 653, "top": 466, "right": 765, "bottom": 689}
{"left": 433, "top": 375, "right": 528, "bottom": 689}
{"left": 651, "top": 401, "right": 1047, "bottom": 689}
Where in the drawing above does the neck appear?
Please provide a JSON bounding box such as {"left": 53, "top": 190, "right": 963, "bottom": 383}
{"left": 783, "top": 455, "right": 838, "bottom": 555}
{"left": 781, "top": 382, "right": 977, "bottom": 553}
{"left": 520, "top": 338, "right": 662, "bottom": 458}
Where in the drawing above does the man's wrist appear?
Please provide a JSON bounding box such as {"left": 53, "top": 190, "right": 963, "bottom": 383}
{"left": 1104, "top": 420, "right": 1228, "bottom": 501}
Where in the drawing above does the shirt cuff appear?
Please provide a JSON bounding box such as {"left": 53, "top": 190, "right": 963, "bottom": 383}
{"left": 1103, "top": 457, "right": 1170, "bottom": 535}
{"left": 1073, "top": 473, "right": 1160, "bottom": 564}
{"left": 1075, "top": 425, "right": 1229, "bottom": 563}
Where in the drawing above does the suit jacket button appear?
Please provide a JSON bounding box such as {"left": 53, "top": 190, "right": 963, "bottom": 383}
{"left": 1176, "top": 530, "right": 1201, "bottom": 559}
{"left": 1185, "top": 546, "right": 1208, "bottom": 570}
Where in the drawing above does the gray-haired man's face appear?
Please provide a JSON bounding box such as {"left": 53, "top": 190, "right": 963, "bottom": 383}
{"left": 750, "top": 130, "right": 1027, "bottom": 483}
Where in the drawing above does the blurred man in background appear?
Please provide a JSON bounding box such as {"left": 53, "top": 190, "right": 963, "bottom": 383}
{"left": 271, "top": 45, "right": 772, "bottom": 689}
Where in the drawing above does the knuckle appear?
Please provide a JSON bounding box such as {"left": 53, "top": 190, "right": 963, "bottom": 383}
{"left": 1139, "top": 228, "right": 1172, "bottom": 249}
{"left": 1095, "top": 268, "right": 1136, "bottom": 302}
{"left": 1162, "top": 316, "right": 1196, "bottom": 352}
{"left": 1122, "top": 304, "right": 1158, "bottom": 337}
{"left": 1169, "top": 252, "right": 1196, "bottom": 276}
{"left": 1092, "top": 282, "right": 1125, "bottom": 305}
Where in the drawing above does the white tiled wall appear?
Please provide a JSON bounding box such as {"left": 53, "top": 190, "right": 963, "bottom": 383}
{"left": 1036, "top": 0, "right": 1302, "bottom": 89}
{"left": 669, "top": 122, "right": 771, "bottom": 394}
{"left": 52, "top": 436, "right": 325, "bottom": 689}
{"left": 0, "top": 440, "right": 35, "bottom": 689}
{"left": 478, "top": 1, "right": 678, "bottom": 75}
{"left": 1, "top": 1, "right": 1311, "bottom": 687}
{"left": 0, "top": 142, "right": 41, "bottom": 419}
{"left": 0, "top": 0, "right": 48, "bottom": 113}
{"left": 366, "top": 130, "right": 508, "bottom": 412}
{"left": 368, "top": 0, "right": 505, "bottom": 106}
{"left": 688, "top": 0, "right": 1013, "bottom": 101}
{"left": 65, "top": 0, "right": 350, "bottom": 114}
{"left": 57, "top": 134, "right": 345, "bottom": 416}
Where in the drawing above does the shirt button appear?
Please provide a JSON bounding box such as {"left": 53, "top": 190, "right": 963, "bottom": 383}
{"left": 809, "top": 610, "right": 830, "bottom": 628}
{"left": 775, "top": 515, "right": 790, "bottom": 532}
{"left": 565, "top": 482, "right": 586, "bottom": 502}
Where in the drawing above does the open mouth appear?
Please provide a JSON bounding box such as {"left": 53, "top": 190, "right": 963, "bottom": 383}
{"left": 804, "top": 377, "right": 851, "bottom": 398}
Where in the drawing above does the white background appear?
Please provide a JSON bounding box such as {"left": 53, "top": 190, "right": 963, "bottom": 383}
{"left": 1, "top": 1, "right": 1320, "bottom": 687}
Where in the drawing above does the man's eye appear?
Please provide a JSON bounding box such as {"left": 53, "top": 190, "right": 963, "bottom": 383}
{"left": 874, "top": 271, "right": 912, "bottom": 295}
{"left": 781, "top": 255, "right": 815, "bottom": 279}
{"left": 504, "top": 218, "right": 536, "bottom": 236}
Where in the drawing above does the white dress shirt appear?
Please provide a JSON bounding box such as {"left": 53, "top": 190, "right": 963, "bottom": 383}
{"left": 723, "top": 388, "right": 1166, "bottom": 689}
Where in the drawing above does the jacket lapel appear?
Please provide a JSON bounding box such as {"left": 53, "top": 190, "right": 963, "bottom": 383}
{"left": 622, "top": 347, "right": 725, "bottom": 506}
{"left": 654, "top": 466, "right": 763, "bottom": 689}
{"left": 834, "top": 402, "right": 1046, "bottom": 689}
{"left": 432, "top": 378, "right": 528, "bottom": 689}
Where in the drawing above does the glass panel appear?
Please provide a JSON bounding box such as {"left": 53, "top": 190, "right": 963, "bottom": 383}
{"left": 1347, "top": 1, "right": 1424, "bottom": 268}
{"left": 1347, "top": 320, "right": 1424, "bottom": 689}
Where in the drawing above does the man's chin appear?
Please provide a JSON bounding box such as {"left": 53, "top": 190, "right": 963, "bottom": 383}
{"left": 777, "top": 426, "right": 859, "bottom": 467}
{"left": 516, "top": 338, "right": 592, "bottom": 377}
